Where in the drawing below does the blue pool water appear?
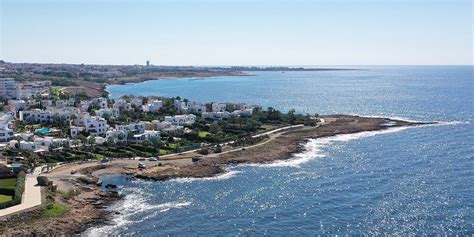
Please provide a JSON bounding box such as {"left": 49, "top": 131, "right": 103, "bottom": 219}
{"left": 87, "top": 66, "right": 473, "bottom": 235}
{"left": 35, "top": 128, "right": 50, "bottom": 134}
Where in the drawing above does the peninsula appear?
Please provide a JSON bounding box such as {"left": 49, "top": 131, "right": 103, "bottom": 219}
{"left": 0, "top": 80, "right": 432, "bottom": 235}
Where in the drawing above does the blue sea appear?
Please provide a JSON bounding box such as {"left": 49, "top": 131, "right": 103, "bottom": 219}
{"left": 86, "top": 66, "right": 473, "bottom": 235}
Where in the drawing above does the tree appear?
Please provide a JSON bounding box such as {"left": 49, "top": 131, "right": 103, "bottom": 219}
{"left": 106, "top": 136, "right": 115, "bottom": 146}
{"left": 287, "top": 109, "right": 297, "bottom": 124}
{"left": 198, "top": 147, "right": 209, "bottom": 155}
{"left": 142, "top": 139, "right": 152, "bottom": 152}
{"left": 209, "top": 121, "right": 221, "bottom": 134}
{"left": 214, "top": 144, "right": 222, "bottom": 153}
{"left": 117, "top": 132, "right": 126, "bottom": 146}
{"left": 153, "top": 140, "right": 163, "bottom": 154}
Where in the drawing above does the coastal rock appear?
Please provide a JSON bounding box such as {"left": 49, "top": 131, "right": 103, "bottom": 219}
{"left": 105, "top": 184, "right": 117, "bottom": 189}
{"left": 77, "top": 177, "right": 100, "bottom": 185}
{"left": 37, "top": 176, "right": 49, "bottom": 186}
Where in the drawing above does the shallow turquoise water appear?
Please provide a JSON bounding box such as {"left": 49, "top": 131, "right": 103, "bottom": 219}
{"left": 88, "top": 66, "right": 473, "bottom": 235}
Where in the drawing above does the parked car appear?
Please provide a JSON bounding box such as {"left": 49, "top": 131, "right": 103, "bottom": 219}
{"left": 138, "top": 157, "right": 146, "bottom": 161}
{"left": 149, "top": 157, "right": 158, "bottom": 161}
{"left": 138, "top": 163, "right": 147, "bottom": 169}
{"left": 70, "top": 169, "right": 77, "bottom": 174}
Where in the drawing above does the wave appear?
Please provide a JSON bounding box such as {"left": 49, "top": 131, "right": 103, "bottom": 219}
{"left": 84, "top": 188, "right": 191, "bottom": 236}
{"left": 250, "top": 126, "right": 420, "bottom": 168}
{"left": 251, "top": 118, "right": 470, "bottom": 169}
{"left": 170, "top": 169, "right": 241, "bottom": 183}
{"left": 349, "top": 113, "right": 470, "bottom": 125}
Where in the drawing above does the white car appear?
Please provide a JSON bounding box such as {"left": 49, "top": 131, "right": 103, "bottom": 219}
{"left": 138, "top": 163, "right": 147, "bottom": 169}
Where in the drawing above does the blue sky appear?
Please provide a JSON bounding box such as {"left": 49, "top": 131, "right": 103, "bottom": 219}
{"left": 0, "top": 0, "right": 472, "bottom": 65}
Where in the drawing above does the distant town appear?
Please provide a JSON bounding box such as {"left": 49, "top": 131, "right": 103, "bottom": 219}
{"left": 0, "top": 60, "right": 354, "bottom": 98}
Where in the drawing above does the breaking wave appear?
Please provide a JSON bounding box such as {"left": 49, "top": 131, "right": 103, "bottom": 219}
{"left": 170, "top": 169, "right": 241, "bottom": 183}
{"left": 249, "top": 119, "right": 468, "bottom": 169}
{"left": 84, "top": 188, "right": 191, "bottom": 236}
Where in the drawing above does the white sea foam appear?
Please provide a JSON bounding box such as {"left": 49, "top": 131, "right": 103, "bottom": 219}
{"left": 83, "top": 188, "right": 191, "bottom": 236}
{"left": 251, "top": 118, "right": 469, "bottom": 169}
{"left": 250, "top": 126, "right": 421, "bottom": 168}
{"left": 350, "top": 113, "right": 470, "bottom": 126}
{"left": 170, "top": 169, "right": 241, "bottom": 183}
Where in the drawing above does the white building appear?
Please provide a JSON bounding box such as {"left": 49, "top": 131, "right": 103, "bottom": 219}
{"left": 95, "top": 108, "right": 119, "bottom": 119}
{"left": 202, "top": 111, "right": 230, "bottom": 120}
{"left": 41, "top": 100, "right": 53, "bottom": 107}
{"left": 113, "top": 99, "right": 131, "bottom": 110}
{"left": 8, "top": 140, "right": 37, "bottom": 151}
{"left": 0, "top": 114, "right": 14, "bottom": 143}
{"left": 128, "top": 130, "right": 160, "bottom": 144}
{"left": 83, "top": 116, "right": 109, "bottom": 136}
{"left": 144, "top": 120, "right": 183, "bottom": 133}
{"left": 164, "top": 114, "right": 196, "bottom": 126}
{"left": 174, "top": 100, "right": 187, "bottom": 111}
{"left": 212, "top": 103, "right": 227, "bottom": 112}
{"left": 20, "top": 107, "right": 78, "bottom": 124}
{"left": 130, "top": 97, "right": 143, "bottom": 107}
{"left": 96, "top": 97, "right": 108, "bottom": 109}
{"left": 232, "top": 108, "right": 254, "bottom": 117}
{"left": 187, "top": 101, "right": 207, "bottom": 113}
{"left": 142, "top": 100, "right": 163, "bottom": 113}
{"left": 55, "top": 98, "right": 75, "bottom": 108}
{"left": 7, "top": 100, "right": 26, "bottom": 111}
{"left": 0, "top": 78, "right": 18, "bottom": 99}
{"left": 107, "top": 122, "right": 155, "bottom": 144}
{"left": 34, "top": 137, "right": 70, "bottom": 151}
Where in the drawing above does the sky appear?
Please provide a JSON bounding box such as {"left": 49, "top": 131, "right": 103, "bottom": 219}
{"left": 0, "top": 0, "right": 472, "bottom": 66}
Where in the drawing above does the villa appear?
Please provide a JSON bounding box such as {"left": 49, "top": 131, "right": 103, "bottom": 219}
{"left": 187, "top": 101, "right": 207, "bottom": 113}
{"left": 211, "top": 102, "right": 227, "bottom": 112}
{"left": 0, "top": 114, "right": 14, "bottom": 143}
{"left": 164, "top": 114, "right": 196, "bottom": 126}
{"left": 142, "top": 100, "right": 163, "bottom": 112}
{"left": 202, "top": 111, "right": 230, "bottom": 120}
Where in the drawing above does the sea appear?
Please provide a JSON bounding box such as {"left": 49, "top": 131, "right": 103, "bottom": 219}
{"left": 84, "top": 66, "right": 473, "bottom": 236}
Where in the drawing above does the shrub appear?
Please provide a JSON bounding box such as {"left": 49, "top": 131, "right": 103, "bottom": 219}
{"left": 198, "top": 147, "right": 209, "bottom": 155}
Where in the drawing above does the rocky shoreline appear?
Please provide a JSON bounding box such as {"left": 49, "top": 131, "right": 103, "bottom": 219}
{"left": 0, "top": 115, "right": 433, "bottom": 235}
{"left": 132, "top": 115, "right": 432, "bottom": 181}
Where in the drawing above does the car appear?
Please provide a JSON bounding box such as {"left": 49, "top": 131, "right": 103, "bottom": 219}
{"left": 138, "top": 157, "right": 146, "bottom": 161}
{"left": 138, "top": 163, "right": 147, "bottom": 169}
{"left": 70, "top": 169, "right": 77, "bottom": 174}
{"left": 149, "top": 157, "right": 158, "bottom": 161}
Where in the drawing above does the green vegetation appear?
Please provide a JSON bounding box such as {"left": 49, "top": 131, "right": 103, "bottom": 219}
{"left": 0, "top": 195, "right": 12, "bottom": 203}
{"left": 0, "top": 172, "right": 26, "bottom": 209}
{"left": 198, "top": 131, "right": 209, "bottom": 138}
{"left": 42, "top": 202, "right": 69, "bottom": 217}
{"left": 0, "top": 178, "right": 17, "bottom": 190}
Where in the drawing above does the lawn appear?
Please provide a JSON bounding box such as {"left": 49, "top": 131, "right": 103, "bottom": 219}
{"left": 0, "top": 178, "right": 17, "bottom": 190}
{"left": 0, "top": 194, "right": 12, "bottom": 203}
{"left": 198, "top": 131, "right": 209, "bottom": 138}
{"left": 159, "top": 149, "right": 169, "bottom": 155}
{"left": 43, "top": 203, "right": 68, "bottom": 217}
